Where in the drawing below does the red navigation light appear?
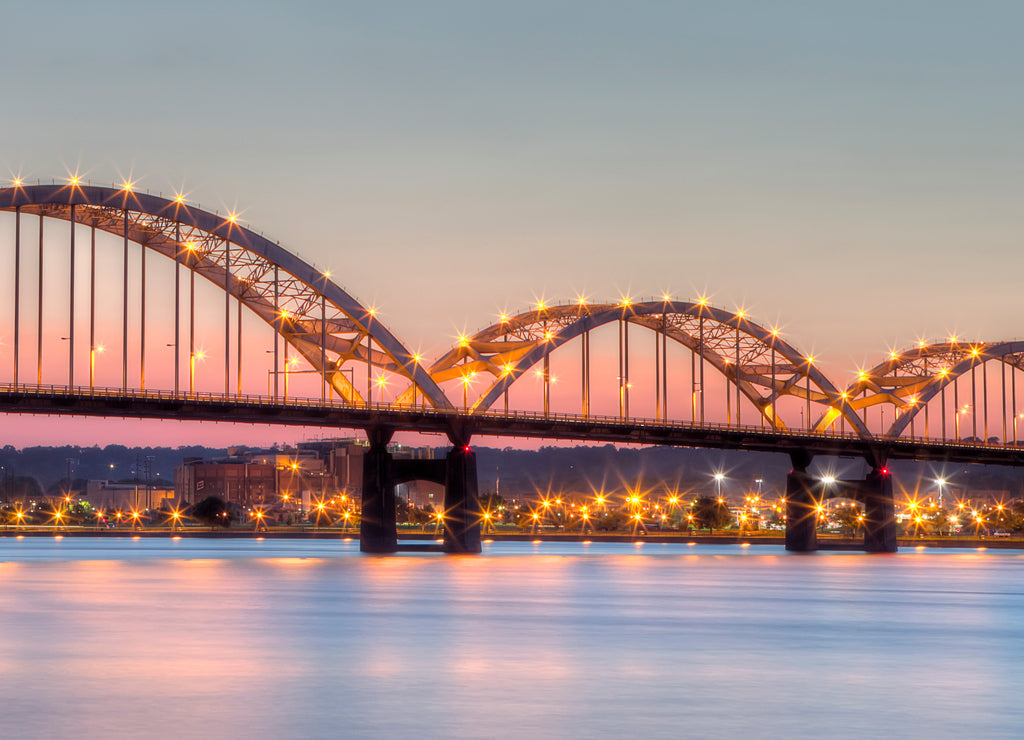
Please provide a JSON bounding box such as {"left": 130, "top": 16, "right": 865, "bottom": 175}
{"left": 881, "top": 467, "right": 890, "bottom": 476}
{"left": 463, "top": 444, "right": 472, "bottom": 453}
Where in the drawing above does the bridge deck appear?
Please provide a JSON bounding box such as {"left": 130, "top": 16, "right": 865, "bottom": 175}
{"left": 2, "top": 384, "right": 1024, "bottom": 466}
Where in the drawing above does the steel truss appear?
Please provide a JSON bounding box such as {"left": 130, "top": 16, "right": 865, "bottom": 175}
{"left": 411, "top": 300, "right": 870, "bottom": 437}
{"left": 0, "top": 184, "right": 451, "bottom": 409}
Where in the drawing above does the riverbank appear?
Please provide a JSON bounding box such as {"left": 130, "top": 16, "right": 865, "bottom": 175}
{"left": 2, "top": 527, "right": 1022, "bottom": 549}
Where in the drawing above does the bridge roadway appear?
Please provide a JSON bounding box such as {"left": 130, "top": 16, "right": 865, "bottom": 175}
{"left": 3, "top": 384, "right": 1024, "bottom": 465}
{"left": 4, "top": 384, "right": 1024, "bottom": 555}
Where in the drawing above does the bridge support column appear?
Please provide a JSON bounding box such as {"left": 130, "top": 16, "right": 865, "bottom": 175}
{"left": 360, "top": 427, "right": 397, "bottom": 554}
{"left": 443, "top": 439, "right": 482, "bottom": 554}
{"left": 785, "top": 451, "right": 817, "bottom": 553}
{"left": 862, "top": 467, "right": 897, "bottom": 553}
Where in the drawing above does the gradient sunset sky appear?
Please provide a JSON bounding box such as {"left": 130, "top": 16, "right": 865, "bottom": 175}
{"left": 2, "top": 1, "right": 1023, "bottom": 447}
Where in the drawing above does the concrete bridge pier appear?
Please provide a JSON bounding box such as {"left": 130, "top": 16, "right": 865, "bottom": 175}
{"left": 785, "top": 450, "right": 818, "bottom": 553}
{"left": 360, "top": 426, "right": 398, "bottom": 554}
{"left": 442, "top": 437, "right": 483, "bottom": 554}
{"left": 862, "top": 466, "right": 897, "bottom": 553}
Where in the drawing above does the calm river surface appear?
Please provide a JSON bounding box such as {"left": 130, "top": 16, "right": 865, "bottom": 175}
{"left": 1, "top": 538, "right": 1022, "bottom": 739}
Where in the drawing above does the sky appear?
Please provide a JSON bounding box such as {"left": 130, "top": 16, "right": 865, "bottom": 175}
{"left": 2, "top": 0, "right": 1023, "bottom": 447}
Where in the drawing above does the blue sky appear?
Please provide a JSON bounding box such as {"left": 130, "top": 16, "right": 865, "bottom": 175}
{"left": 3, "top": 1, "right": 1023, "bottom": 444}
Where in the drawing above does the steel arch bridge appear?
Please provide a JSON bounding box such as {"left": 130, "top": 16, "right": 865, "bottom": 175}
{"left": 1, "top": 181, "right": 1023, "bottom": 449}
{"left": 0, "top": 182, "right": 451, "bottom": 409}
{"left": 4, "top": 179, "right": 1024, "bottom": 556}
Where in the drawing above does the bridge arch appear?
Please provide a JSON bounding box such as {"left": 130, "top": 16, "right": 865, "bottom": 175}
{"left": 0, "top": 183, "right": 452, "bottom": 408}
{"left": 404, "top": 299, "right": 870, "bottom": 437}
{"left": 830, "top": 341, "right": 1024, "bottom": 441}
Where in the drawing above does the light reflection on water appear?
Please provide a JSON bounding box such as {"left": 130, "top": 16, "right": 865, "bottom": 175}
{"left": 1, "top": 538, "right": 1022, "bottom": 740}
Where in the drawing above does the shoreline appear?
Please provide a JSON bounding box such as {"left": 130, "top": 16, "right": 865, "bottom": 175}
{"left": 0, "top": 528, "right": 1020, "bottom": 549}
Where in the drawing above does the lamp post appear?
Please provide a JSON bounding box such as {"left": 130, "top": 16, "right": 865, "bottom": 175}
{"left": 935, "top": 477, "right": 947, "bottom": 508}
{"left": 285, "top": 356, "right": 300, "bottom": 401}
{"left": 461, "top": 372, "right": 475, "bottom": 411}
{"left": 820, "top": 475, "right": 836, "bottom": 518}
{"left": 955, "top": 405, "right": 970, "bottom": 441}
{"left": 89, "top": 345, "right": 104, "bottom": 388}
{"left": 190, "top": 350, "right": 205, "bottom": 395}
{"left": 714, "top": 472, "right": 725, "bottom": 500}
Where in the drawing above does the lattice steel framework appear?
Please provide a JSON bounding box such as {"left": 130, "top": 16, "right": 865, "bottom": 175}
{"left": 8, "top": 183, "right": 1024, "bottom": 447}
{"left": 404, "top": 299, "right": 871, "bottom": 437}
{"left": 821, "top": 340, "right": 1024, "bottom": 441}
{"left": 0, "top": 184, "right": 451, "bottom": 408}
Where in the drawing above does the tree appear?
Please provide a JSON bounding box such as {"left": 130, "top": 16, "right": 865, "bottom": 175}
{"left": 190, "top": 496, "right": 232, "bottom": 528}
{"left": 929, "top": 507, "right": 952, "bottom": 536}
{"left": 395, "top": 496, "right": 411, "bottom": 524}
{"left": 592, "top": 509, "right": 630, "bottom": 532}
{"left": 408, "top": 504, "right": 434, "bottom": 526}
{"left": 832, "top": 505, "right": 864, "bottom": 536}
{"left": 692, "top": 496, "right": 733, "bottom": 533}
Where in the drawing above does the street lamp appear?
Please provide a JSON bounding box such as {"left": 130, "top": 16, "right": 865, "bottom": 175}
{"left": 820, "top": 475, "right": 836, "bottom": 517}
{"left": 955, "top": 404, "right": 970, "bottom": 441}
{"left": 934, "top": 478, "right": 947, "bottom": 508}
{"left": 285, "top": 356, "right": 300, "bottom": 401}
{"left": 461, "top": 371, "right": 476, "bottom": 411}
{"left": 89, "top": 345, "right": 104, "bottom": 388}
{"left": 190, "top": 350, "right": 205, "bottom": 395}
{"left": 713, "top": 472, "right": 725, "bottom": 499}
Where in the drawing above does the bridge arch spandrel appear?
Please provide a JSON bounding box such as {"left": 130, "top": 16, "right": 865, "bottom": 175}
{"left": 860, "top": 341, "right": 1024, "bottom": 440}
{"left": 0, "top": 184, "right": 452, "bottom": 408}
{"left": 409, "top": 299, "right": 868, "bottom": 436}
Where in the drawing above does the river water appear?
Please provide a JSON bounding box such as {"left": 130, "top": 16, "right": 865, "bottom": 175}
{"left": 0, "top": 537, "right": 1021, "bottom": 739}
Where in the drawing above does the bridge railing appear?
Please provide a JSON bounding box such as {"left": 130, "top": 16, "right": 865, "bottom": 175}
{"left": 1, "top": 382, "right": 1021, "bottom": 451}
